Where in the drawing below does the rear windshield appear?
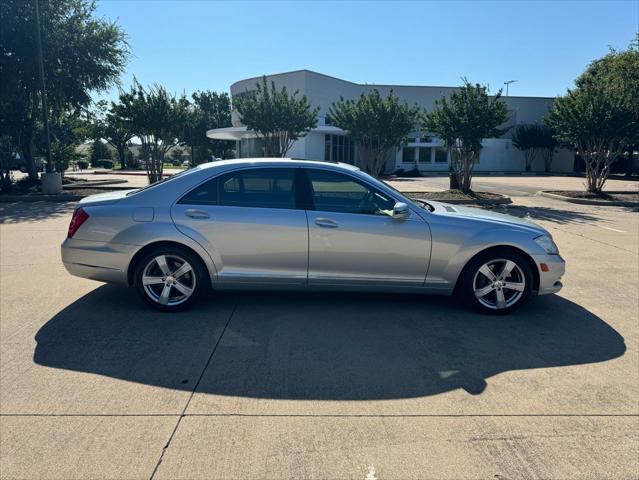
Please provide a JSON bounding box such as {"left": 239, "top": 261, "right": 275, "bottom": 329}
{"left": 126, "top": 168, "right": 195, "bottom": 196}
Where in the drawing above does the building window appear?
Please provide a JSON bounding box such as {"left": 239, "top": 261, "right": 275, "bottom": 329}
{"left": 435, "top": 147, "right": 448, "bottom": 163}
{"left": 324, "top": 135, "right": 330, "bottom": 161}
{"left": 324, "top": 135, "right": 354, "bottom": 164}
{"left": 402, "top": 147, "right": 416, "bottom": 163}
{"left": 418, "top": 147, "right": 432, "bottom": 163}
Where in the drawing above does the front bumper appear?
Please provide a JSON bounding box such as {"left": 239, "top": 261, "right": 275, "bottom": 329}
{"left": 532, "top": 253, "right": 565, "bottom": 295}
{"left": 61, "top": 238, "right": 137, "bottom": 285}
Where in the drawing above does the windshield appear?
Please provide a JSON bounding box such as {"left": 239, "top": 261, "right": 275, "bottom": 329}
{"left": 126, "top": 167, "right": 195, "bottom": 196}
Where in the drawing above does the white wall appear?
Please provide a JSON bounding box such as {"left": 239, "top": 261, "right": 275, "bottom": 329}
{"left": 230, "top": 70, "right": 575, "bottom": 173}
{"left": 303, "top": 132, "right": 325, "bottom": 161}
{"left": 284, "top": 138, "right": 306, "bottom": 159}
{"left": 476, "top": 139, "right": 573, "bottom": 172}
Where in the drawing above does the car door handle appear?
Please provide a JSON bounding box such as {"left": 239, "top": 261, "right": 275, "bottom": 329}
{"left": 185, "top": 209, "right": 210, "bottom": 219}
{"left": 315, "top": 217, "right": 338, "bottom": 228}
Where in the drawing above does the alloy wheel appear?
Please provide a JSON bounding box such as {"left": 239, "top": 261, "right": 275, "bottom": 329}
{"left": 142, "top": 254, "right": 197, "bottom": 306}
{"left": 472, "top": 258, "right": 526, "bottom": 310}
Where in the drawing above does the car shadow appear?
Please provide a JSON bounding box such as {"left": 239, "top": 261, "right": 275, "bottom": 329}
{"left": 482, "top": 203, "right": 639, "bottom": 224}
{"left": 0, "top": 201, "right": 74, "bottom": 224}
{"left": 34, "top": 286, "right": 625, "bottom": 400}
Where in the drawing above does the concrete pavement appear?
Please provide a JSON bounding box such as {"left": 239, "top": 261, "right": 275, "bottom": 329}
{"left": 0, "top": 195, "right": 637, "bottom": 479}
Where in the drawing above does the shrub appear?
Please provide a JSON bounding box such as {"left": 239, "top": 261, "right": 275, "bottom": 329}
{"left": 95, "top": 159, "right": 113, "bottom": 169}
{"left": 89, "top": 140, "right": 111, "bottom": 167}
{"left": 393, "top": 168, "right": 422, "bottom": 177}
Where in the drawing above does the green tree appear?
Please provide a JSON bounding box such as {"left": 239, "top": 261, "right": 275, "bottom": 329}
{"left": 329, "top": 90, "right": 420, "bottom": 177}
{"left": 113, "top": 80, "right": 188, "bottom": 183}
{"left": 41, "top": 105, "right": 87, "bottom": 174}
{"left": 188, "top": 91, "right": 233, "bottom": 164}
{"left": 0, "top": 0, "right": 128, "bottom": 180}
{"left": 169, "top": 146, "right": 185, "bottom": 162}
{"left": 576, "top": 33, "right": 639, "bottom": 100}
{"left": 547, "top": 84, "right": 637, "bottom": 193}
{"left": 104, "top": 109, "right": 134, "bottom": 169}
{"left": 425, "top": 81, "right": 509, "bottom": 193}
{"left": 89, "top": 139, "right": 111, "bottom": 167}
{"left": 234, "top": 76, "right": 319, "bottom": 157}
{"left": 92, "top": 100, "right": 135, "bottom": 169}
{"left": 512, "top": 124, "right": 558, "bottom": 172}
{"left": 574, "top": 35, "right": 639, "bottom": 177}
{"left": 87, "top": 100, "right": 135, "bottom": 169}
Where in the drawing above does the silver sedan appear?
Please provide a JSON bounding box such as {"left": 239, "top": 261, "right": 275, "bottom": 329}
{"left": 61, "top": 159, "right": 565, "bottom": 314}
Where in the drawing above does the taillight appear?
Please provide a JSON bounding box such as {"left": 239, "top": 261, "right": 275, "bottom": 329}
{"left": 67, "top": 208, "right": 89, "bottom": 238}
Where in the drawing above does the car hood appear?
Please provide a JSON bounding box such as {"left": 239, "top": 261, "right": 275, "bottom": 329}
{"left": 78, "top": 190, "right": 135, "bottom": 207}
{"left": 425, "top": 200, "right": 548, "bottom": 235}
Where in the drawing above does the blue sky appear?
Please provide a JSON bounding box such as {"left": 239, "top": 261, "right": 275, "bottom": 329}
{"left": 95, "top": 0, "right": 638, "bottom": 101}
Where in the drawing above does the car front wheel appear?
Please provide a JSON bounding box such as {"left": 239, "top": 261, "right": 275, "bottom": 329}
{"left": 134, "top": 247, "right": 206, "bottom": 311}
{"left": 461, "top": 250, "right": 533, "bottom": 314}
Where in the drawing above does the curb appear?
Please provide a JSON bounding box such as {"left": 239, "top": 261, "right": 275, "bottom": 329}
{"left": 72, "top": 170, "right": 175, "bottom": 177}
{"left": 537, "top": 191, "right": 639, "bottom": 207}
{"left": 64, "top": 179, "right": 128, "bottom": 187}
{"left": 63, "top": 185, "right": 132, "bottom": 191}
{"left": 386, "top": 172, "right": 589, "bottom": 179}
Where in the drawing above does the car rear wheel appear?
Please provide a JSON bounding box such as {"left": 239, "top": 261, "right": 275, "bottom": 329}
{"left": 134, "top": 247, "right": 206, "bottom": 311}
{"left": 461, "top": 250, "right": 533, "bottom": 315}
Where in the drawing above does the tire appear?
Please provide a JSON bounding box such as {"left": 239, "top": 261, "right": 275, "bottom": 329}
{"left": 460, "top": 250, "right": 533, "bottom": 315}
{"left": 133, "top": 246, "right": 207, "bottom": 312}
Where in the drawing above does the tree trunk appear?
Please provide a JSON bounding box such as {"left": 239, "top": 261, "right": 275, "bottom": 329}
{"left": 355, "top": 143, "right": 373, "bottom": 175}
{"left": 20, "top": 128, "right": 38, "bottom": 181}
{"left": 117, "top": 144, "right": 127, "bottom": 169}
{"left": 450, "top": 146, "right": 474, "bottom": 194}
{"left": 449, "top": 173, "right": 459, "bottom": 189}
{"left": 625, "top": 145, "right": 637, "bottom": 177}
{"left": 458, "top": 150, "right": 475, "bottom": 194}
{"left": 584, "top": 150, "right": 607, "bottom": 194}
{"left": 371, "top": 148, "right": 387, "bottom": 178}
{"left": 543, "top": 149, "right": 554, "bottom": 173}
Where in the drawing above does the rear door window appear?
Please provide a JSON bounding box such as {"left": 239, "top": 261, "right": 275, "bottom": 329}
{"left": 178, "top": 178, "right": 217, "bottom": 205}
{"left": 180, "top": 168, "right": 297, "bottom": 209}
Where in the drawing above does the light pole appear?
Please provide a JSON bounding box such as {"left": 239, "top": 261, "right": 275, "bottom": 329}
{"left": 504, "top": 80, "right": 518, "bottom": 97}
{"left": 34, "top": 0, "right": 52, "bottom": 172}
{"left": 34, "top": 0, "right": 62, "bottom": 193}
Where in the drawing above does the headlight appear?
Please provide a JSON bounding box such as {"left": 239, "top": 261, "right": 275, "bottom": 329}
{"left": 534, "top": 234, "right": 559, "bottom": 254}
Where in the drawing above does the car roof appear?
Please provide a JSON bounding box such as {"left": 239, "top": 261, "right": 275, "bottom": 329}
{"left": 196, "top": 158, "right": 361, "bottom": 172}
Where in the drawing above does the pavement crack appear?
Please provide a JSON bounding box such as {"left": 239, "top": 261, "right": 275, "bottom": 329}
{"left": 148, "top": 300, "right": 238, "bottom": 480}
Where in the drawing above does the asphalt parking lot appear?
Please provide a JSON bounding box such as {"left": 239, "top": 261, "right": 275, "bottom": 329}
{"left": 0, "top": 192, "right": 638, "bottom": 479}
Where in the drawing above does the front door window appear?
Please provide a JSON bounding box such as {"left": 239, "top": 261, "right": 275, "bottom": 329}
{"left": 306, "top": 169, "right": 395, "bottom": 216}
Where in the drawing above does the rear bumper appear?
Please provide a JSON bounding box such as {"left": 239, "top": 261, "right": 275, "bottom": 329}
{"left": 532, "top": 253, "right": 565, "bottom": 295}
{"left": 61, "top": 238, "right": 137, "bottom": 285}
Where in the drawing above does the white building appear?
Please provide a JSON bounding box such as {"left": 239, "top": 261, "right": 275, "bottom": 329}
{"left": 207, "top": 70, "right": 575, "bottom": 174}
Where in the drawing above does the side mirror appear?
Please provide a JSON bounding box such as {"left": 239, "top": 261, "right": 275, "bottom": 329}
{"left": 392, "top": 202, "right": 410, "bottom": 220}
